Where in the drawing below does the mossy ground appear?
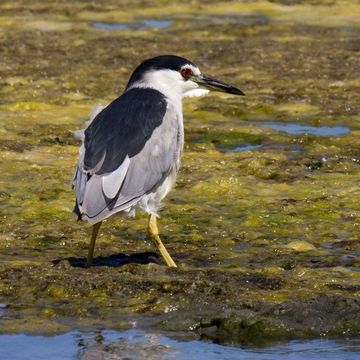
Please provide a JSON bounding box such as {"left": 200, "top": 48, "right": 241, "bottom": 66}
{"left": 0, "top": 0, "right": 360, "bottom": 346}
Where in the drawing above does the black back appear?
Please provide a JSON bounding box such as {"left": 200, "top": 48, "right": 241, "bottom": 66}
{"left": 126, "top": 55, "right": 196, "bottom": 89}
{"left": 84, "top": 88, "right": 167, "bottom": 175}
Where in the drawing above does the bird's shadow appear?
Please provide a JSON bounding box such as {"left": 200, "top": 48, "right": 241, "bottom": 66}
{"left": 54, "top": 252, "right": 160, "bottom": 268}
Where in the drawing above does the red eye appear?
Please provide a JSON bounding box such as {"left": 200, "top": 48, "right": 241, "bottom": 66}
{"left": 181, "top": 68, "right": 192, "bottom": 79}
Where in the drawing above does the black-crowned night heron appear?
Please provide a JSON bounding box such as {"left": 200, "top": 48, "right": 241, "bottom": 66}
{"left": 72, "top": 55, "right": 244, "bottom": 268}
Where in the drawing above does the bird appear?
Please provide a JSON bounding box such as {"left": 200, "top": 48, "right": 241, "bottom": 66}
{"left": 72, "top": 55, "right": 244, "bottom": 268}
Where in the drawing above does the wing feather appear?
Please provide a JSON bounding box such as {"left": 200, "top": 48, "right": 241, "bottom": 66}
{"left": 83, "top": 88, "right": 166, "bottom": 175}
{"left": 101, "top": 155, "right": 130, "bottom": 199}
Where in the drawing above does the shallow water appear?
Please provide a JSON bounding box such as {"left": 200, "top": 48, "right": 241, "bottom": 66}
{"left": 92, "top": 19, "right": 172, "bottom": 31}
{"left": 262, "top": 123, "right": 350, "bottom": 136}
{"left": 0, "top": 329, "right": 359, "bottom": 360}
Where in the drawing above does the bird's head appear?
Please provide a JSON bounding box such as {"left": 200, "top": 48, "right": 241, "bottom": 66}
{"left": 126, "top": 55, "right": 244, "bottom": 100}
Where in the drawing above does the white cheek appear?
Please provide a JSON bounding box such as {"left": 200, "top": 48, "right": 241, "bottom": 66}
{"left": 182, "top": 79, "right": 198, "bottom": 92}
{"left": 184, "top": 89, "right": 210, "bottom": 98}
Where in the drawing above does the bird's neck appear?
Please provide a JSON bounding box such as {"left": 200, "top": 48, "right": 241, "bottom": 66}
{"left": 127, "top": 70, "right": 185, "bottom": 104}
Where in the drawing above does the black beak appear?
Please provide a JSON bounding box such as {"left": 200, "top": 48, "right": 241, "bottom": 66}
{"left": 192, "top": 74, "right": 244, "bottom": 96}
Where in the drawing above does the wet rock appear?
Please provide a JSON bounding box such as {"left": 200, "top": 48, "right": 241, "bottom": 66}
{"left": 81, "top": 340, "right": 172, "bottom": 360}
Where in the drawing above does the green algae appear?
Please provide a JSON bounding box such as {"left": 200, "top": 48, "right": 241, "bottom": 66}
{"left": 0, "top": 0, "right": 360, "bottom": 346}
{"left": 185, "top": 127, "right": 262, "bottom": 153}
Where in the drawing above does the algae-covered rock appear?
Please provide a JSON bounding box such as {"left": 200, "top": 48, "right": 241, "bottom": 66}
{"left": 0, "top": 0, "right": 360, "bottom": 346}
{"left": 285, "top": 241, "right": 316, "bottom": 252}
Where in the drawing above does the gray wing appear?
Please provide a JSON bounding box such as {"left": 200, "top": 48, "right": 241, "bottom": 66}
{"left": 83, "top": 88, "right": 167, "bottom": 174}
{"left": 73, "top": 95, "right": 181, "bottom": 224}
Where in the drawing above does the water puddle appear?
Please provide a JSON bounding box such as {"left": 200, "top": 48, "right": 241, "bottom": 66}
{"left": 182, "top": 13, "right": 268, "bottom": 26}
{"left": 226, "top": 144, "right": 262, "bottom": 153}
{"left": 0, "top": 329, "right": 359, "bottom": 360}
{"left": 262, "top": 123, "right": 349, "bottom": 136}
{"left": 92, "top": 19, "right": 172, "bottom": 31}
{"left": 233, "top": 243, "right": 252, "bottom": 251}
{"left": 206, "top": 14, "right": 269, "bottom": 26}
{"left": 0, "top": 304, "right": 7, "bottom": 317}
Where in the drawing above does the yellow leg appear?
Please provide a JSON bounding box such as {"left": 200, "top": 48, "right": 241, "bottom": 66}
{"left": 148, "top": 214, "right": 177, "bottom": 267}
{"left": 85, "top": 222, "right": 102, "bottom": 268}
